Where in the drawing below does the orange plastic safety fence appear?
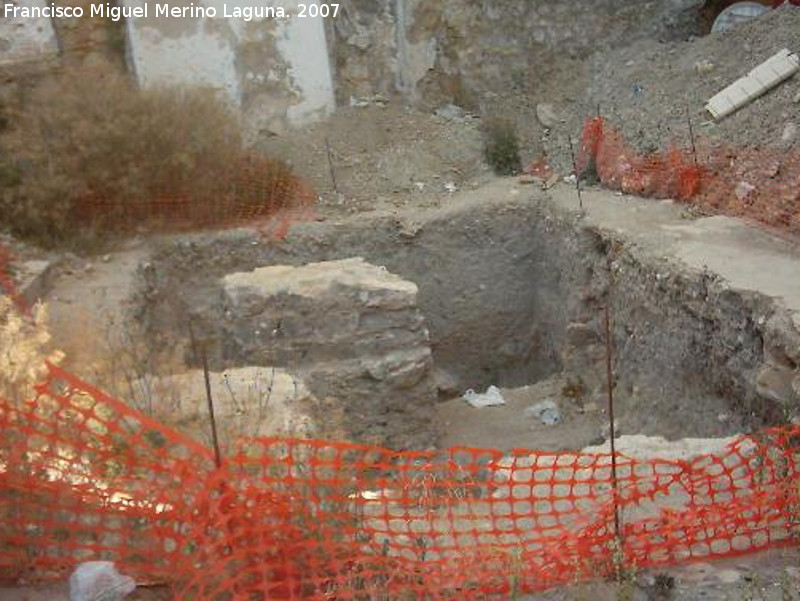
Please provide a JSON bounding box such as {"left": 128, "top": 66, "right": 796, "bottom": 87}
{"left": 0, "top": 365, "right": 216, "bottom": 584}
{"left": 577, "top": 117, "right": 800, "bottom": 236}
{"left": 577, "top": 116, "right": 702, "bottom": 202}
{"left": 2, "top": 365, "right": 800, "bottom": 599}
{"left": 72, "top": 154, "right": 318, "bottom": 237}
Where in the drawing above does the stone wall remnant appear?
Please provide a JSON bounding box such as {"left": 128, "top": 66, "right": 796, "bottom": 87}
{"left": 221, "top": 257, "right": 437, "bottom": 449}
{"left": 330, "top": 0, "right": 701, "bottom": 107}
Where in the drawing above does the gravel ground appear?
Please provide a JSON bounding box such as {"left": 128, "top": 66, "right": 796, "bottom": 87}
{"left": 543, "top": 5, "right": 800, "bottom": 173}
{"left": 255, "top": 104, "right": 493, "bottom": 216}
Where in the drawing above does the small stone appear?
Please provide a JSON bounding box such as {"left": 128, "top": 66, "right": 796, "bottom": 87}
{"left": 794, "top": 90, "right": 800, "bottom": 104}
{"left": 524, "top": 399, "right": 561, "bottom": 426}
{"left": 566, "top": 322, "right": 599, "bottom": 348}
{"left": 543, "top": 172, "right": 560, "bottom": 189}
{"left": 349, "top": 96, "right": 371, "bottom": 108}
{"left": 694, "top": 59, "right": 715, "bottom": 75}
{"left": 681, "top": 562, "right": 714, "bottom": 583}
{"left": 435, "top": 104, "right": 466, "bottom": 120}
{"left": 782, "top": 122, "right": 797, "bottom": 143}
{"left": 536, "top": 103, "right": 563, "bottom": 129}
{"left": 433, "top": 367, "right": 460, "bottom": 398}
{"left": 756, "top": 364, "right": 797, "bottom": 403}
{"left": 734, "top": 181, "right": 756, "bottom": 203}
{"left": 102, "top": 254, "right": 111, "bottom": 263}
{"left": 715, "top": 569, "right": 741, "bottom": 585}
{"left": 444, "top": 182, "right": 458, "bottom": 193}
{"left": 601, "top": 419, "right": 621, "bottom": 439}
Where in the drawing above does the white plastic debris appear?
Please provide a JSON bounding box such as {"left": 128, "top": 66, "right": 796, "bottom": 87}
{"left": 706, "top": 49, "right": 799, "bottom": 121}
{"left": 524, "top": 399, "right": 561, "bottom": 425}
{"left": 444, "top": 182, "right": 458, "bottom": 193}
{"left": 463, "top": 385, "right": 506, "bottom": 408}
{"left": 435, "top": 104, "right": 466, "bottom": 120}
{"left": 69, "top": 561, "right": 136, "bottom": 601}
{"left": 735, "top": 180, "right": 756, "bottom": 203}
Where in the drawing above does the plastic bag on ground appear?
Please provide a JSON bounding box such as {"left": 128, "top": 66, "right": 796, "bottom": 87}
{"left": 69, "top": 561, "right": 136, "bottom": 601}
{"left": 463, "top": 385, "right": 506, "bottom": 408}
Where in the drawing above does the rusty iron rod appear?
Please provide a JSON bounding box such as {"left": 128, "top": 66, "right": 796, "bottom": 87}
{"left": 324, "top": 137, "right": 340, "bottom": 194}
{"left": 567, "top": 135, "right": 584, "bottom": 212}
{"left": 686, "top": 105, "right": 698, "bottom": 166}
{"left": 604, "top": 304, "right": 622, "bottom": 547}
{"left": 200, "top": 345, "right": 222, "bottom": 469}
{"left": 188, "top": 321, "right": 222, "bottom": 468}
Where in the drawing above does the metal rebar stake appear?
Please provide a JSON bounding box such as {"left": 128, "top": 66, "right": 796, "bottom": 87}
{"left": 604, "top": 305, "right": 622, "bottom": 546}
{"left": 325, "top": 136, "right": 340, "bottom": 194}
{"left": 686, "top": 105, "right": 698, "bottom": 166}
{"left": 189, "top": 321, "right": 222, "bottom": 468}
{"left": 567, "top": 135, "right": 584, "bottom": 212}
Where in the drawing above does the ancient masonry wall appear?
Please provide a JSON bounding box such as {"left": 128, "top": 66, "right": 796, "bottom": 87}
{"left": 220, "top": 258, "right": 437, "bottom": 449}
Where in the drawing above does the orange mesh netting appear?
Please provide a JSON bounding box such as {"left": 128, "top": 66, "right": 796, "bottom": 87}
{"left": 2, "top": 364, "right": 800, "bottom": 599}
{"left": 72, "top": 154, "right": 318, "bottom": 238}
{"left": 576, "top": 116, "right": 800, "bottom": 235}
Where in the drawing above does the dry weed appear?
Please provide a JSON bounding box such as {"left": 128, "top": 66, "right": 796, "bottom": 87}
{"left": 0, "top": 296, "right": 63, "bottom": 401}
{"left": 482, "top": 115, "right": 522, "bottom": 176}
{"left": 0, "top": 65, "right": 244, "bottom": 244}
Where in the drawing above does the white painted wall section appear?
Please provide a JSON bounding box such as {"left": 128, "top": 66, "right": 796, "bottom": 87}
{"left": 277, "top": 2, "right": 335, "bottom": 125}
{"left": 123, "top": 0, "right": 335, "bottom": 131}
{"left": 0, "top": 0, "right": 58, "bottom": 66}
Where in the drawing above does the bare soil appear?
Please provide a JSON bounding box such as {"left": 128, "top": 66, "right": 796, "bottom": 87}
{"left": 43, "top": 238, "right": 150, "bottom": 382}
{"left": 256, "top": 104, "right": 493, "bottom": 216}
{"left": 437, "top": 376, "right": 606, "bottom": 453}
{"left": 543, "top": 6, "right": 800, "bottom": 173}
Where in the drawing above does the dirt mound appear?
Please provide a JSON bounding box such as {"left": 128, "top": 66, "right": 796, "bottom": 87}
{"left": 544, "top": 5, "right": 800, "bottom": 173}
{"left": 255, "top": 104, "right": 491, "bottom": 215}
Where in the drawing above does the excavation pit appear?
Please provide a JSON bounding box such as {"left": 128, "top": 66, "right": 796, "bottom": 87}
{"left": 132, "top": 180, "right": 800, "bottom": 451}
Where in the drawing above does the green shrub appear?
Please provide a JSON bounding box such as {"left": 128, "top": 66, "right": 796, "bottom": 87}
{"left": 482, "top": 116, "right": 522, "bottom": 176}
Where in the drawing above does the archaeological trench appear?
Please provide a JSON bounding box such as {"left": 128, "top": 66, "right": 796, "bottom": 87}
{"left": 121, "top": 179, "right": 800, "bottom": 456}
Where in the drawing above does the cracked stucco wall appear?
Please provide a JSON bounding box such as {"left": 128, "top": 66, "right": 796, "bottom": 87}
{"left": 124, "top": 0, "right": 335, "bottom": 137}
{"left": 330, "top": 0, "right": 702, "bottom": 107}
{"left": 0, "top": 0, "right": 58, "bottom": 66}
{"left": 1, "top": 0, "right": 702, "bottom": 132}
